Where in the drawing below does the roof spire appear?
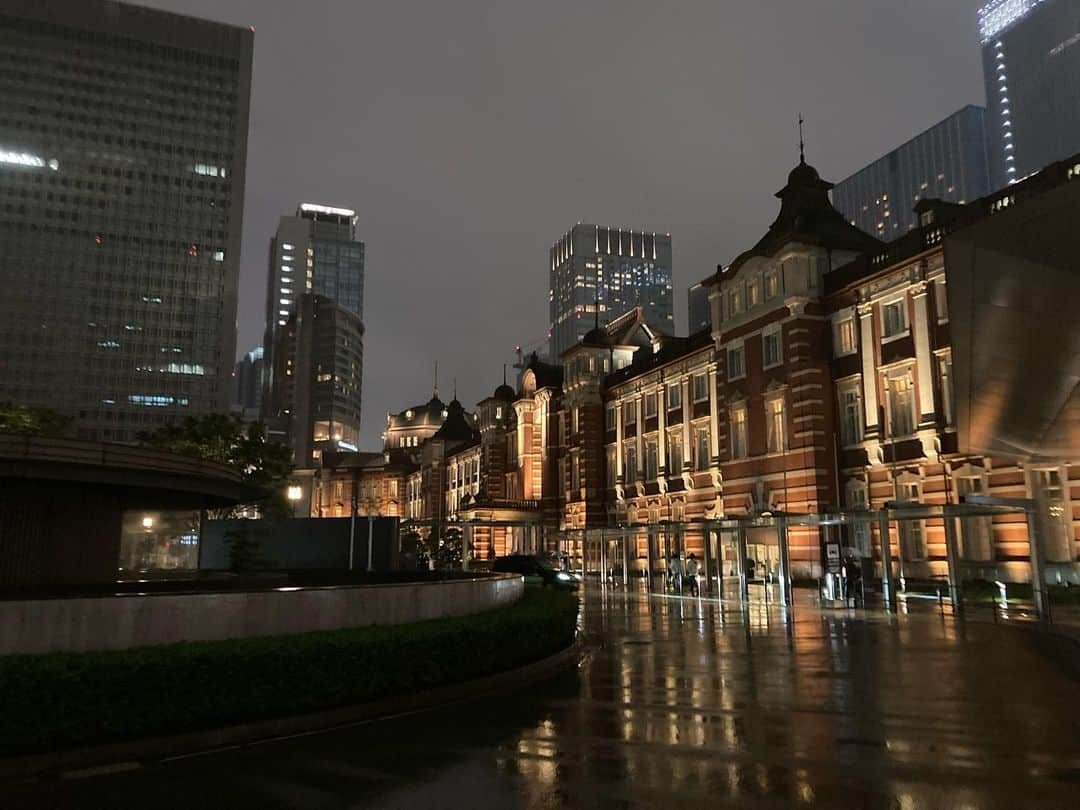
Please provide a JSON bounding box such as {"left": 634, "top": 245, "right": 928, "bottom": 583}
{"left": 502, "top": 363, "right": 507, "bottom": 385}
{"left": 453, "top": 377, "right": 457, "bottom": 401}
{"left": 433, "top": 361, "right": 439, "bottom": 398}
{"left": 798, "top": 113, "right": 806, "bottom": 165}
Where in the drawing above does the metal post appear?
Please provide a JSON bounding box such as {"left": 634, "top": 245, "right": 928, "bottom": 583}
{"left": 462, "top": 522, "right": 471, "bottom": 572}
{"left": 366, "top": 516, "right": 375, "bottom": 572}
{"left": 736, "top": 524, "right": 749, "bottom": 603}
{"left": 622, "top": 529, "right": 630, "bottom": 587}
{"left": 776, "top": 517, "right": 793, "bottom": 607}
{"left": 878, "top": 513, "right": 896, "bottom": 609}
{"left": 645, "top": 525, "right": 654, "bottom": 592}
{"left": 702, "top": 526, "right": 713, "bottom": 596}
{"left": 598, "top": 529, "right": 607, "bottom": 586}
{"left": 942, "top": 507, "right": 963, "bottom": 615}
{"left": 1025, "top": 507, "right": 1051, "bottom": 623}
{"left": 580, "top": 531, "right": 587, "bottom": 580}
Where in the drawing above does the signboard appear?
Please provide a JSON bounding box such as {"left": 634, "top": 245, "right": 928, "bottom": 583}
{"left": 825, "top": 543, "right": 841, "bottom": 574}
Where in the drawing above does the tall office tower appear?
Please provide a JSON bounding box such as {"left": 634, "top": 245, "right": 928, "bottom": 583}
{"left": 263, "top": 204, "right": 365, "bottom": 463}
{"left": 979, "top": 0, "right": 1080, "bottom": 188}
{"left": 687, "top": 281, "right": 710, "bottom": 334}
{"left": 0, "top": 0, "right": 252, "bottom": 442}
{"left": 266, "top": 295, "right": 364, "bottom": 464}
{"left": 232, "top": 346, "right": 263, "bottom": 417}
{"left": 549, "top": 225, "right": 673, "bottom": 359}
{"left": 831, "top": 106, "right": 991, "bottom": 237}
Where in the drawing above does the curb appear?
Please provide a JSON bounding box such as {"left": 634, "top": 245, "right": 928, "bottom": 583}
{"left": 0, "top": 638, "right": 582, "bottom": 786}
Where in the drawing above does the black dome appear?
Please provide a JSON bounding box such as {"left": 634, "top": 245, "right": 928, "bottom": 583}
{"left": 493, "top": 383, "right": 516, "bottom": 400}
{"left": 787, "top": 159, "right": 822, "bottom": 187}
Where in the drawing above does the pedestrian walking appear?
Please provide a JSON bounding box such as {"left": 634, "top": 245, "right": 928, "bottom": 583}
{"left": 685, "top": 553, "right": 700, "bottom": 596}
{"left": 668, "top": 554, "right": 684, "bottom": 594}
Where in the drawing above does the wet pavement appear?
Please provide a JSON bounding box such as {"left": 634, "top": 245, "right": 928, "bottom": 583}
{"left": 4, "top": 584, "right": 1079, "bottom": 809}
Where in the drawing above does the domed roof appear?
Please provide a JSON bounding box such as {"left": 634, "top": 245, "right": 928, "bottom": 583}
{"left": 493, "top": 383, "right": 516, "bottom": 401}
{"left": 786, "top": 158, "right": 823, "bottom": 188}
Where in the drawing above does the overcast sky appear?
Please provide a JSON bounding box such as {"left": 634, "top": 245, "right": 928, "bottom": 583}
{"left": 140, "top": 0, "right": 987, "bottom": 448}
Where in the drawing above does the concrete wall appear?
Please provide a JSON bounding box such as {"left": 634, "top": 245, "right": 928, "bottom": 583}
{"left": 0, "top": 574, "right": 524, "bottom": 656}
{"left": 200, "top": 517, "right": 400, "bottom": 571}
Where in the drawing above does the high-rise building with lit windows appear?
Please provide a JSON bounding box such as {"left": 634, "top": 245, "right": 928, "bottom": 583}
{"left": 831, "top": 106, "right": 992, "bottom": 237}
{"left": 262, "top": 203, "right": 365, "bottom": 464}
{"left": 979, "top": 0, "right": 1080, "bottom": 188}
{"left": 0, "top": 0, "right": 252, "bottom": 442}
{"left": 549, "top": 225, "right": 673, "bottom": 360}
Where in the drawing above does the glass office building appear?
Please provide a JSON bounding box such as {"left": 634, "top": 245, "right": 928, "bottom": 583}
{"left": 831, "top": 106, "right": 992, "bottom": 238}
{"left": 0, "top": 0, "right": 253, "bottom": 441}
{"left": 549, "top": 225, "right": 673, "bottom": 359}
{"left": 263, "top": 204, "right": 365, "bottom": 463}
{"left": 979, "top": 0, "right": 1080, "bottom": 188}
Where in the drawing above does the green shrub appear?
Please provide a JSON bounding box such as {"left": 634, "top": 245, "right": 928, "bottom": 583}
{"left": 0, "top": 588, "right": 578, "bottom": 753}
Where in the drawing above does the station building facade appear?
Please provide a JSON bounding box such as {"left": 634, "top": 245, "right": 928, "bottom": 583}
{"left": 305, "top": 152, "right": 1080, "bottom": 583}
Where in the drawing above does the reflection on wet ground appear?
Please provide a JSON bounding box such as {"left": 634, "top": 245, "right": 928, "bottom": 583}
{"left": 5, "top": 584, "right": 1079, "bottom": 809}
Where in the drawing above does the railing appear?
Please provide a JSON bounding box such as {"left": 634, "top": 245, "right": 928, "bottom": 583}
{"left": 467, "top": 496, "right": 541, "bottom": 510}
{"left": 0, "top": 432, "right": 242, "bottom": 482}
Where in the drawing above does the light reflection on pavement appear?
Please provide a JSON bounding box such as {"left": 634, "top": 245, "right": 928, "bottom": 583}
{"left": 4, "top": 584, "right": 1079, "bottom": 809}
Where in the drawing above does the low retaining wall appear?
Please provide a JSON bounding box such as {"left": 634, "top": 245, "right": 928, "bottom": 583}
{"left": 0, "top": 574, "right": 524, "bottom": 655}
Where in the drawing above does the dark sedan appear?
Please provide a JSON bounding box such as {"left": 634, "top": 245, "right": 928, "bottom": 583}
{"left": 492, "top": 555, "right": 579, "bottom": 590}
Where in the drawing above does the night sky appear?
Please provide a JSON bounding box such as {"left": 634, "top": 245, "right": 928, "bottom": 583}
{"left": 138, "top": 0, "right": 987, "bottom": 448}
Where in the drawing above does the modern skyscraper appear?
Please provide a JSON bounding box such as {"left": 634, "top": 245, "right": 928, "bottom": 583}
{"left": 831, "top": 106, "right": 992, "bottom": 237}
{"left": 0, "top": 0, "right": 252, "bottom": 442}
{"left": 232, "top": 346, "right": 263, "bottom": 417}
{"left": 549, "top": 225, "right": 673, "bottom": 359}
{"left": 266, "top": 294, "right": 364, "bottom": 463}
{"left": 687, "top": 281, "right": 710, "bottom": 335}
{"left": 979, "top": 0, "right": 1080, "bottom": 188}
{"left": 263, "top": 203, "right": 365, "bottom": 463}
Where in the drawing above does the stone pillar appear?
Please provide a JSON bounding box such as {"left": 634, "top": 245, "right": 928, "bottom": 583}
{"left": 615, "top": 401, "right": 624, "bottom": 484}
{"left": 634, "top": 396, "right": 644, "bottom": 487}
{"left": 681, "top": 377, "right": 692, "bottom": 477}
{"left": 911, "top": 281, "right": 936, "bottom": 425}
{"left": 943, "top": 508, "right": 963, "bottom": 615}
{"left": 707, "top": 365, "right": 720, "bottom": 463}
{"left": 857, "top": 302, "right": 879, "bottom": 437}
{"left": 657, "top": 383, "right": 667, "bottom": 475}
{"left": 878, "top": 513, "right": 896, "bottom": 609}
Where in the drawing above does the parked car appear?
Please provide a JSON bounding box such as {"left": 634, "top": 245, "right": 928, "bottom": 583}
{"left": 492, "top": 555, "right": 579, "bottom": 590}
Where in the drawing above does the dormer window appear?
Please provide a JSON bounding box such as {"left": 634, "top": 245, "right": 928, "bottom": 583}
{"left": 729, "top": 285, "right": 745, "bottom": 316}
{"left": 919, "top": 209, "right": 935, "bottom": 227}
{"left": 747, "top": 278, "right": 761, "bottom": 308}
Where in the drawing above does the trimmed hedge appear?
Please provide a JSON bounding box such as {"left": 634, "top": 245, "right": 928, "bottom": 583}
{"left": 0, "top": 587, "right": 578, "bottom": 753}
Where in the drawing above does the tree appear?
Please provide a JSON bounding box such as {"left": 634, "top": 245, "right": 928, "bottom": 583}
{"left": 0, "top": 402, "right": 72, "bottom": 436}
{"left": 139, "top": 414, "right": 293, "bottom": 518}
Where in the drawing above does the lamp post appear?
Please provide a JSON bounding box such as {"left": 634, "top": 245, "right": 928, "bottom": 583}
{"left": 287, "top": 484, "right": 303, "bottom": 518}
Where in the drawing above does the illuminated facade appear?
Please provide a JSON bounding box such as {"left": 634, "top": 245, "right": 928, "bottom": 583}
{"left": 979, "top": 0, "right": 1080, "bottom": 187}
{"left": 549, "top": 225, "right": 673, "bottom": 360}
{"left": 0, "top": 0, "right": 253, "bottom": 441}
{"left": 302, "top": 154, "right": 1080, "bottom": 583}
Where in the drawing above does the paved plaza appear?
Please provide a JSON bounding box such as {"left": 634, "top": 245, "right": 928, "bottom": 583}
{"left": 4, "top": 585, "right": 1079, "bottom": 809}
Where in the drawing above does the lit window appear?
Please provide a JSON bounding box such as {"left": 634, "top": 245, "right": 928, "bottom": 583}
{"left": 763, "top": 328, "right": 782, "bottom": 369}
{"left": 643, "top": 392, "right": 657, "bottom": 419}
{"left": 934, "top": 280, "right": 948, "bottom": 322}
{"left": 835, "top": 317, "right": 857, "bottom": 355}
{"left": 887, "top": 373, "right": 915, "bottom": 437}
{"left": 881, "top": 299, "right": 908, "bottom": 338}
{"left": 764, "top": 269, "right": 780, "bottom": 299}
{"left": 838, "top": 381, "right": 863, "bottom": 447}
{"left": 726, "top": 344, "right": 745, "bottom": 380}
{"left": 667, "top": 382, "right": 682, "bottom": 410}
{"left": 667, "top": 430, "right": 683, "bottom": 472}
{"left": 765, "top": 396, "right": 786, "bottom": 454}
{"left": 729, "top": 405, "right": 748, "bottom": 460}
{"left": 693, "top": 425, "right": 710, "bottom": 471}
{"left": 692, "top": 374, "right": 708, "bottom": 402}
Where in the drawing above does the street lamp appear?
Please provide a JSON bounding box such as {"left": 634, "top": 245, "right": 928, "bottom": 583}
{"left": 287, "top": 484, "right": 303, "bottom": 517}
{"left": 142, "top": 516, "right": 154, "bottom": 530}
